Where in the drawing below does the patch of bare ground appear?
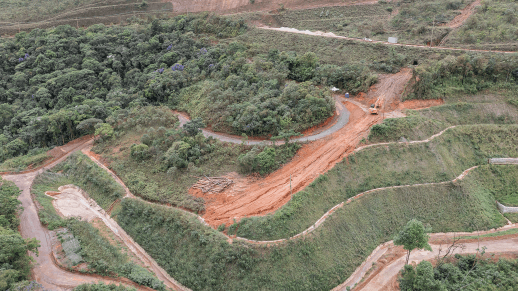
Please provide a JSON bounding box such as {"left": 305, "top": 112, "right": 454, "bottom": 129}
{"left": 192, "top": 69, "right": 412, "bottom": 227}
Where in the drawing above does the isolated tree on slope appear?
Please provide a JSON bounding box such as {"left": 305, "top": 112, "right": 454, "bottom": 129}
{"left": 394, "top": 219, "right": 432, "bottom": 265}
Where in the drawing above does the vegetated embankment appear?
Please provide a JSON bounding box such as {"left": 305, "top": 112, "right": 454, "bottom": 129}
{"left": 235, "top": 124, "right": 518, "bottom": 241}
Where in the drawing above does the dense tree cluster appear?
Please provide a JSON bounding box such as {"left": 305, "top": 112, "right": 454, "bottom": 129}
{"left": 400, "top": 254, "right": 518, "bottom": 290}
{"left": 411, "top": 54, "right": 518, "bottom": 99}
{"left": 0, "top": 13, "right": 362, "bottom": 163}
{"left": 0, "top": 15, "right": 246, "bottom": 162}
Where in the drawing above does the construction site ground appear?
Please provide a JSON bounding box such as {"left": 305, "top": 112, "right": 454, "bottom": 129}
{"left": 2, "top": 1, "right": 517, "bottom": 288}
{"left": 3, "top": 73, "right": 518, "bottom": 290}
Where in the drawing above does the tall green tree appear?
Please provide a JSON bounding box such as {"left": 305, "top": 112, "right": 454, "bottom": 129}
{"left": 394, "top": 219, "right": 432, "bottom": 265}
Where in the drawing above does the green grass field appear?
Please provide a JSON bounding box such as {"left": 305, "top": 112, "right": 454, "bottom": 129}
{"left": 236, "top": 125, "right": 518, "bottom": 240}
{"left": 369, "top": 87, "right": 518, "bottom": 143}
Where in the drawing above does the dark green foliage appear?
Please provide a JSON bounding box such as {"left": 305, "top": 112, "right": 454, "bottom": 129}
{"left": 0, "top": 178, "right": 40, "bottom": 291}
{"left": 0, "top": 14, "right": 248, "bottom": 162}
{"left": 130, "top": 144, "right": 150, "bottom": 161}
{"left": 399, "top": 261, "right": 444, "bottom": 291}
{"left": 238, "top": 143, "right": 301, "bottom": 175}
{"left": 400, "top": 255, "right": 518, "bottom": 290}
{"left": 0, "top": 178, "right": 22, "bottom": 230}
{"left": 410, "top": 54, "right": 518, "bottom": 100}
{"left": 183, "top": 118, "right": 205, "bottom": 137}
{"left": 394, "top": 219, "right": 432, "bottom": 265}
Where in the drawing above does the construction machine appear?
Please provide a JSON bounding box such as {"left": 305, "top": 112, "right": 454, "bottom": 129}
{"left": 369, "top": 95, "right": 383, "bottom": 114}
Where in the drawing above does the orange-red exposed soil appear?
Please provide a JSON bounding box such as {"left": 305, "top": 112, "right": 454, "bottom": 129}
{"left": 356, "top": 68, "right": 413, "bottom": 111}
{"left": 192, "top": 69, "right": 413, "bottom": 226}
{"left": 443, "top": 0, "right": 481, "bottom": 29}
{"left": 192, "top": 101, "right": 379, "bottom": 226}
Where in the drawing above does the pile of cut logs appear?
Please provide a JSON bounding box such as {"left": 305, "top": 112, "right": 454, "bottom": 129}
{"left": 192, "top": 176, "right": 233, "bottom": 193}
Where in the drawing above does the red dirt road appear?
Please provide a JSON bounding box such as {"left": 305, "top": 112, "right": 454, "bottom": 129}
{"left": 195, "top": 69, "right": 412, "bottom": 226}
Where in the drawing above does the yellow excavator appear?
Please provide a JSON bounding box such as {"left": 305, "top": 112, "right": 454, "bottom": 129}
{"left": 369, "top": 95, "right": 383, "bottom": 114}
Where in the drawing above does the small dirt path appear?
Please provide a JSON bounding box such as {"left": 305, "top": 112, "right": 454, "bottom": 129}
{"left": 258, "top": 26, "right": 516, "bottom": 54}
{"left": 445, "top": 0, "right": 481, "bottom": 29}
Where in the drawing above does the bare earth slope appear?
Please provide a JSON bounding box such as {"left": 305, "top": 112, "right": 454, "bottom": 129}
{"left": 194, "top": 69, "right": 412, "bottom": 226}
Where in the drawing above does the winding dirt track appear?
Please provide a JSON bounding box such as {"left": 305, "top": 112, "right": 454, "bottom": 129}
{"left": 258, "top": 26, "right": 516, "bottom": 54}
{"left": 2, "top": 139, "right": 190, "bottom": 291}
{"left": 336, "top": 227, "right": 518, "bottom": 291}
{"left": 445, "top": 0, "right": 482, "bottom": 29}
{"left": 176, "top": 96, "right": 350, "bottom": 145}
{"left": 1, "top": 140, "right": 137, "bottom": 291}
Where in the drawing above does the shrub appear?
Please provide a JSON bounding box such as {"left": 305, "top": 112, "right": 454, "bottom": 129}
{"left": 130, "top": 144, "right": 150, "bottom": 161}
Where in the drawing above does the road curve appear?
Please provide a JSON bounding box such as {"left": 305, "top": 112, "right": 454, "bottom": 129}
{"left": 2, "top": 140, "right": 108, "bottom": 290}
{"left": 337, "top": 230, "right": 518, "bottom": 291}
{"left": 1, "top": 139, "right": 169, "bottom": 291}
{"left": 175, "top": 96, "right": 350, "bottom": 145}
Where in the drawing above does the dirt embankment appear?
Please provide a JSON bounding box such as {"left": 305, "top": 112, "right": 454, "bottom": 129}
{"left": 170, "top": 0, "right": 380, "bottom": 14}
{"left": 349, "top": 232, "right": 518, "bottom": 291}
{"left": 443, "top": 0, "right": 481, "bottom": 29}
{"left": 193, "top": 69, "right": 412, "bottom": 227}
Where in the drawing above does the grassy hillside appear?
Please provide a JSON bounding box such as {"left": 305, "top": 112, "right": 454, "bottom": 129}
{"left": 116, "top": 170, "right": 505, "bottom": 291}
{"left": 242, "top": 0, "right": 518, "bottom": 50}
{"left": 369, "top": 88, "right": 518, "bottom": 143}
{"left": 251, "top": 0, "right": 463, "bottom": 45}
{"left": 445, "top": 0, "right": 518, "bottom": 51}
{"left": 236, "top": 125, "right": 518, "bottom": 240}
